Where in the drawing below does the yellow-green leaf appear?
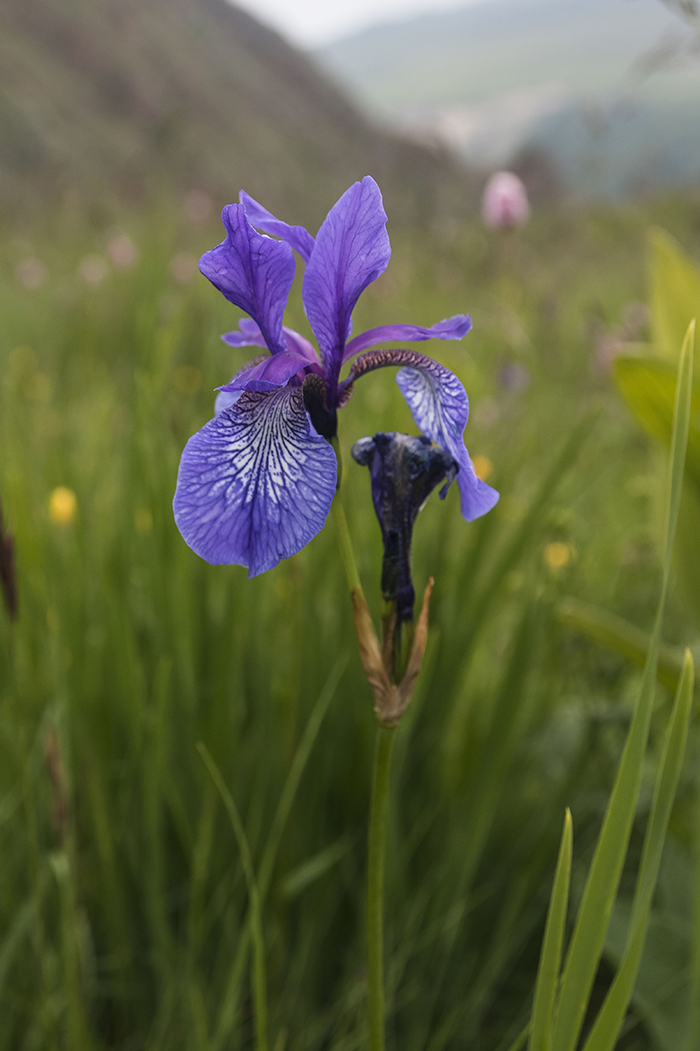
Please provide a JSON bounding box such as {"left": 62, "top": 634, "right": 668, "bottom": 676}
{"left": 649, "top": 228, "right": 700, "bottom": 362}
{"left": 613, "top": 354, "right": 700, "bottom": 490}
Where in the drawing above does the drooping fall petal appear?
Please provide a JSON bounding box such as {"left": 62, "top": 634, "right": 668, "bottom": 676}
{"left": 173, "top": 387, "right": 337, "bottom": 576}
{"left": 347, "top": 348, "right": 499, "bottom": 521}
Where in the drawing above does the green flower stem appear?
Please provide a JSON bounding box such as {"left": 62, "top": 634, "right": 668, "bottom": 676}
{"left": 331, "top": 471, "right": 396, "bottom": 1050}
{"left": 367, "top": 724, "right": 396, "bottom": 1051}
{"left": 331, "top": 491, "right": 363, "bottom": 596}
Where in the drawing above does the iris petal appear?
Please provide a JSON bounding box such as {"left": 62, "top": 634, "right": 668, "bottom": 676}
{"left": 222, "top": 321, "right": 320, "bottom": 367}
{"left": 173, "top": 387, "right": 337, "bottom": 576}
{"left": 347, "top": 348, "right": 499, "bottom": 521}
{"left": 215, "top": 389, "right": 242, "bottom": 416}
{"left": 396, "top": 365, "right": 499, "bottom": 521}
{"left": 221, "top": 318, "right": 268, "bottom": 349}
{"left": 218, "top": 350, "right": 311, "bottom": 392}
{"left": 342, "top": 315, "right": 472, "bottom": 363}
{"left": 199, "top": 204, "right": 294, "bottom": 356}
{"left": 240, "top": 191, "right": 316, "bottom": 262}
{"left": 302, "top": 176, "right": 391, "bottom": 387}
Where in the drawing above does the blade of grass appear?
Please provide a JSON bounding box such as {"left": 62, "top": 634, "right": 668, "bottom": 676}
{"left": 551, "top": 321, "right": 694, "bottom": 1051}
{"left": 198, "top": 742, "right": 268, "bottom": 1051}
{"left": 463, "top": 413, "right": 596, "bottom": 641}
{"left": 529, "top": 809, "right": 573, "bottom": 1051}
{"left": 582, "top": 648, "right": 694, "bottom": 1051}
{"left": 447, "top": 415, "right": 595, "bottom": 764}
{"left": 686, "top": 747, "right": 700, "bottom": 1051}
{"left": 258, "top": 654, "right": 348, "bottom": 900}
{"left": 419, "top": 603, "right": 543, "bottom": 1051}
{"left": 503, "top": 1021, "right": 531, "bottom": 1051}
{"left": 212, "top": 656, "right": 345, "bottom": 1050}
{"left": 557, "top": 597, "right": 693, "bottom": 693}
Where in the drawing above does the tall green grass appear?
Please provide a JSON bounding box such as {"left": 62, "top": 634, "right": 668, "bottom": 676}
{"left": 1, "top": 194, "right": 699, "bottom": 1050}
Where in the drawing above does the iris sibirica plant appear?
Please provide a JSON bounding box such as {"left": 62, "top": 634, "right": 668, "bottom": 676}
{"left": 173, "top": 176, "right": 498, "bottom": 576}
{"left": 174, "top": 176, "right": 499, "bottom": 1051}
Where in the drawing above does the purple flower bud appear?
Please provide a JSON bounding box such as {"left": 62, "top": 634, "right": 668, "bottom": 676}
{"left": 482, "top": 171, "right": 530, "bottom": 229}
{"left": 352, "top": 433, "right": 456, "bottom": 680}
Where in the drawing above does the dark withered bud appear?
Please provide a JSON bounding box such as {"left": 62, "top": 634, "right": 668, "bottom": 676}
{"left": 352, "top": 432, "right": 457, "bottom": 682}
{"left": 302, "top": 374, "right": 338, "bottom": 440}
{"left": 0, "top": 495, "right": 17, "bottom": 621}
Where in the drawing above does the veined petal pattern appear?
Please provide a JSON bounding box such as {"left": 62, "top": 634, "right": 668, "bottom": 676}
{"left": 173, "top": 387, "right": 337, "bottom": 576}
{"left": 396, "top": 364, "right": 499, "bottom": 521}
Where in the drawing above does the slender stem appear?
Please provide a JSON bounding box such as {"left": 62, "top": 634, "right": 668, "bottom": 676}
{"left": 331, "top": 473, "right": 395, "bottom": 1048}
{"left": 331, "top": 492, "right": 363, "bottom": 595}
{"left": 367, "top": 724, "right": 396, "bottom": 1051}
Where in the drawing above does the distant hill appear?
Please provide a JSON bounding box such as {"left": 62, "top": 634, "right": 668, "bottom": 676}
{"left": 0, "top": 0, "right": 474, "bottom": 226}
{"left": 316, "top": 0, "right": 700, "bottom": 198}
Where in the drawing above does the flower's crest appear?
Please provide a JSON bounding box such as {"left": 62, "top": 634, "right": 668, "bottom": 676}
{"left": 173, "top": 177, "right": 499, "bottom": 575}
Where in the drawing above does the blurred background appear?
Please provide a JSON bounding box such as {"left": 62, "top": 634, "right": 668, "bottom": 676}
{"left": 1, "top": 0, "right": 700, "bottom": 1049}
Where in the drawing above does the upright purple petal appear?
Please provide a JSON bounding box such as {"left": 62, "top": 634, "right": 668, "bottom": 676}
{"left": 240, "top": 191, "right": 316, "bottom": 262}
{"left": 343, "top": 315, "right": 472, "bottom": 363}
{"left": 347, "top": 348, "right": 499, "bottom": 521}
{"left": 173, "top": 387, "right": 337, "bottom": 576}
{"left": 199, "top": 204, "right": 294, "bottom": 356}
{"left": 302, "top": 176, "right": 391, "bottom": 388}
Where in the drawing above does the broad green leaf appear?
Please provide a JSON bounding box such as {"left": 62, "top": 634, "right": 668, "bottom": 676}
{"left": 613, "top": 355, "right": 700, "bottom": 490}
{"left": 581, "top": 649, "right": 694, "bottom": 1051}
{"left": 550, "top": 323, "right": 694, "bottom": 1051}
{"left": 557, "top": 597, "right": 692, "bottom": 693}
{"left": 529, "top": 809, "right": 573, "bottom": 1051}
{"left": 649, "top": 228, "right": 700, "bottom": 362}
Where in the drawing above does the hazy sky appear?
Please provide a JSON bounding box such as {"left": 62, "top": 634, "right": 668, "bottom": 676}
{"left": 233, "top": 0, "right": 487, "bottom": 47}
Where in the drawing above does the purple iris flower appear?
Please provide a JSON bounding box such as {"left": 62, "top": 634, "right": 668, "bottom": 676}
{"left": 173, "top": 176, "right": 499, "bottom": 576}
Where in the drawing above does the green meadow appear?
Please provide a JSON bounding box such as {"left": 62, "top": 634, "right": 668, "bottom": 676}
{"left": 1, "top": 190, "right": 700, "bottom": 1051}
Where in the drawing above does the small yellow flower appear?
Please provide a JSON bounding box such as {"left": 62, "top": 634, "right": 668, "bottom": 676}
{"left": 471, "top": 454, "right": 493, "bottom": 481}
{"left": 134, "top": 508, "right": 153, "bottom": 534}
{"left": 49, "top": 487, "right": 77, "bottom": 526}
{"left": 544, "top": 541, "right": 576, "bottom": 572}
{"left": 173, "top": 365, "right": 202, "bottom": 395}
